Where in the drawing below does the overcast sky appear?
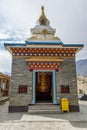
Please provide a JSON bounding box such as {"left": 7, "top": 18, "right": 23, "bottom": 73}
{"left": 0, "top": 0, "right": 87, "bottom": 74}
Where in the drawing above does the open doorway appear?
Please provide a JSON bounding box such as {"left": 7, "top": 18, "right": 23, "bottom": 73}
{"left": 35, "top": 72, "right": 53, "bottom": 103}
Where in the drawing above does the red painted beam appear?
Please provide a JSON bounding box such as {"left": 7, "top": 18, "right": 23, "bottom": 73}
{"left": 28, "top": 68, "right": 59, "bottom": 71}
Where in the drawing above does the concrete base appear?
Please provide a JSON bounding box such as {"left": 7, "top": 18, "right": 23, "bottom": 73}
{"left": 9, "top": 106, "right": 28, "bottom": 113}
{"left": 69, "top": 105, "right": 79, "bottom": 112}
{"left": 8, "top": 105, "right": 80, "bottom": 113}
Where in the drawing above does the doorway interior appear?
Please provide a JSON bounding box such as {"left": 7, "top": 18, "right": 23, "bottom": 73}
{"left": 35, "top": 72, "right": 53, "bottom": 103}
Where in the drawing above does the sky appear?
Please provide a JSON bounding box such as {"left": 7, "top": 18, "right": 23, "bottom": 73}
{"left": 0, "top": 0, "right": 87, "bottom": 74}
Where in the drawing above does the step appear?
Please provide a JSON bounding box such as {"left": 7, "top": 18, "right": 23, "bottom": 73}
{"left": 28, "top": 104, "right": 61, "bottom": 114}
{"left": 28, "top": 109, "right": 62, "bottom": 114}
{"left": 29, "top": 105, "right": 60, "bottom": 110}
{"left": 0, "top": 97, "right": 9, "bottom": 104}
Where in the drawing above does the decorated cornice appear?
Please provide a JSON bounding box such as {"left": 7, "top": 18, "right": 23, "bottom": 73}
{"left": 26, "top": 59, "right": 63, "bottom": 70}
{"left": 25, "top": 58, "right": 63, "bottom": 70}
{"left": 10, "top": 47, "right": 77, "bottom": 57}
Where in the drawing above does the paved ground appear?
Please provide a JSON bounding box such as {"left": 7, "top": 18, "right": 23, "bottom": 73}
{"left": 0, "top": 101, "right": 87, "bottom": 130}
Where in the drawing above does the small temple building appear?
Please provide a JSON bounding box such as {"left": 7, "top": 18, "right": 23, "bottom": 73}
{"left": 0, "top": 72, "right": 10, "bottom": 97}
{"left": 5, "top": 6, "right": 83, "bottom": 112}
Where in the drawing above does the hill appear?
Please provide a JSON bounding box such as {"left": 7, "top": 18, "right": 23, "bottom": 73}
{"left": 77, "top": 75, "right": 87, "bottom": 94}
{"left": 76, "top": 59, "right": 87, "bottom": 76}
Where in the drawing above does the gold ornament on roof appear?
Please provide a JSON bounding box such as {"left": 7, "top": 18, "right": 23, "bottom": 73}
{"left": 27, "top": 6, "right": 62, "bottom": 41}
{"left": 42, "top": 29, "right": 48, "bottom": 39}
{"left": 41, "top": 6, "right": 44, "bottom": 15}
{"left": 39, "top": 6, "right": 50, "bottom": 25}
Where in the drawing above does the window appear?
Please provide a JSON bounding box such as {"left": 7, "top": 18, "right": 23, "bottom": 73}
{"left": 18, "top": 85, "right": 28, "bottom": 94}
{"left": 61, "top": 85, "right": 70, "bottom": 93}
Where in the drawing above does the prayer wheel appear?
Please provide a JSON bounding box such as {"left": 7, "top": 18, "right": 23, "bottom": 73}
{"left": 37, "top": 72, "right": 49, "bottom": 92}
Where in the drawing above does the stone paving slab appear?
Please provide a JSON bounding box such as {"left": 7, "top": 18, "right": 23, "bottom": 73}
{"left": 0, "top": 121, "right": 87, "bottom": 130}
{"left": 0, "top": 101, "right": 87, "bottom": 122}
{"left": 0, "top": 101, "right": 87, "bottom": 130}
{"left": 20, "top": 113, "right": 80, "bottom": 122}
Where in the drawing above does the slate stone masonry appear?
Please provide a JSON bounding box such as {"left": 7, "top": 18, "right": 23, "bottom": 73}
{"left": 9, "top": 57, "right": 32, "bottom": 112}
{"left": 9, "top": 57, "right": 79, "bottom": 112}
{"left": 56, "top": 58, "right": 79, "bottom": 111}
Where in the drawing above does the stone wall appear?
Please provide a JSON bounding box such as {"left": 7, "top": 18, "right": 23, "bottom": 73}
{"left": 56, "top": 58, "right": 79, "bottom": 111}
{"left": 9, "top": 57, "right": 79, "bottom": 112}
{"left": 9, "top": 57, "right": 32, "bottom": 112}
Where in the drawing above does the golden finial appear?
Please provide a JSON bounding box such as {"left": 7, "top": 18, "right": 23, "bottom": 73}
{"left": 41, "top": 6, "right": 44, "bottom": 11}
{"left": 41, "top": 6, "right": 45, "bottom": 15}
{"left": 38, "top": 6, "right": 50, "bottom": 25}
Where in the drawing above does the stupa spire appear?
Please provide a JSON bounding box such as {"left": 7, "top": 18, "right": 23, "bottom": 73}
{"left": 41, "top": 6, "right": 45, "bottom": 15}
{"left": 27, "top": 6, "right": 61, "bottom": 41}
{"left": 38, "top": 6, "right": 50, "bottom": 25}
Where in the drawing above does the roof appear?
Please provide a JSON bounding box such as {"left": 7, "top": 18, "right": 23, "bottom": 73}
{"left": 25, "top": 41, "right": 63, "bottom": 45}
{"left": 0, "top": 72, "right": 10, "bottom": 79}
{"left": 4, "top": 41, "right": 83, "bottom": 48}
{"left": 63, "top": 44, "right": 84, "bottom": 47}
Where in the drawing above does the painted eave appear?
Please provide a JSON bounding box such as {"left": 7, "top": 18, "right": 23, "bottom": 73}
{"left": 4, "top": 42, "right": 84, "bottom": 54}
{"left": 4, "top": 42, "right": 26, "bottom": 54}
{"left": 63, "top": 43, "right": 84, "bottom": 47}
{"left": 63, "top": 43, "right": 84, "bottom": 53}
{"left": 25, "top": 41, "right": 63, "bottom": 45}
{"left": 4, "top": 43, "right": 26, "bottom": 47}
